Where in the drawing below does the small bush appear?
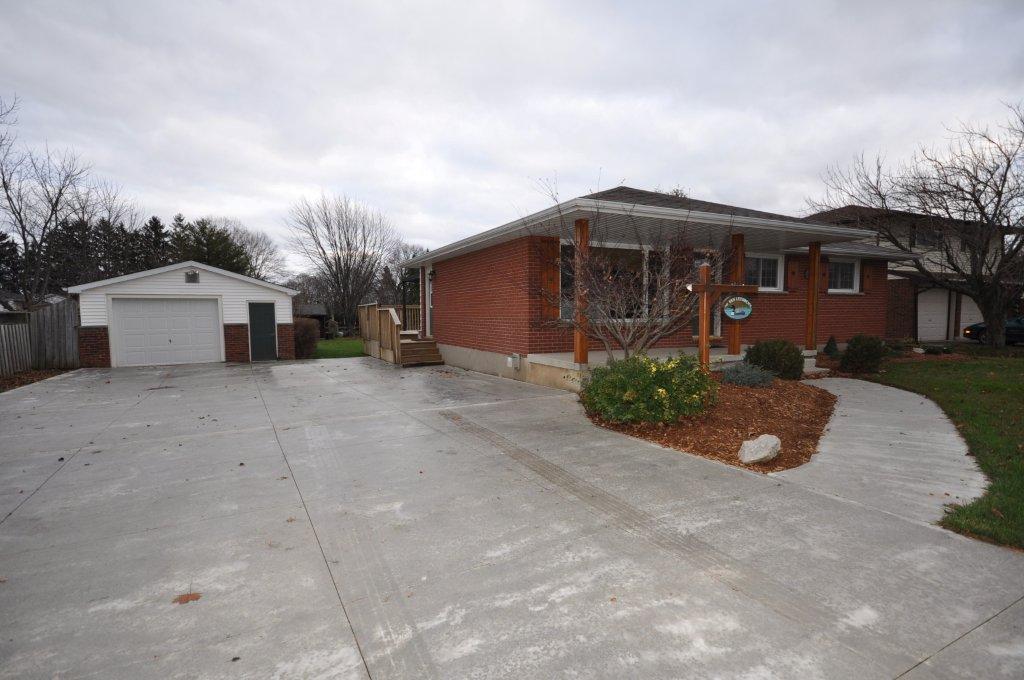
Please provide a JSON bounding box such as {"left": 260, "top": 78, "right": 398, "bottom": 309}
{"left": 325, "top": 318, "right": 339, "bottom": 339}
{"left": 823, "top": 335, "right": 839, "bottom": 358}
{"left": 745, "top": 339, "right": 804, "bottom": 380}
{"left": 839, "top": 334, "right": 887, "bottom": 373}
{"left": 720, "top": 362, "right": 775, "bottom": 387}
{"left": 885, "top": 337, "right": 913, "bottom": 354}
{"left": 293, "top": 317, "right": 320, "bottom": 359}
{"left": 580, "top": 353, "right": 716, "bottom": 423}
{"left": 923, "top": 345, "right": 943, "bottom": 355}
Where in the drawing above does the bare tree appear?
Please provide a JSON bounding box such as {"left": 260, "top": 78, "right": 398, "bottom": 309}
{"left": 811, "top": 104, "right": 1024, "bottom": 346}
{"left": 208, "top": 217, "right": 289, "bottom": 281}
{"left": 0, "top": 95, "right": 90, "bottom": 308}
{"left": 286, "top": 194, "right": 399, "bottom": 328}
{"left": 528, "top": 188, "right": 715, "bottom": 359}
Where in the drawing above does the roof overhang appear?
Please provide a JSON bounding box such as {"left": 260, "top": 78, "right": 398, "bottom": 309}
{"left": 402, "top": 198, "right": 868, "bottom": 268}
{"left": 65, "top": 261, "right": 297, "bottom": 296}
{"left": 784, "top": 244, "right": 920, "bottom": 261}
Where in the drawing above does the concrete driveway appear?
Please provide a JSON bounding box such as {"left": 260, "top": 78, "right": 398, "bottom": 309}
{"left": 1, "top": 360, "right": 1022, "bottom": 679}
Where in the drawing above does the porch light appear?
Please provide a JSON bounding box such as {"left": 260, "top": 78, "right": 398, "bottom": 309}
{"left": 428, "top": 269, "right": 436, "bottom": 282}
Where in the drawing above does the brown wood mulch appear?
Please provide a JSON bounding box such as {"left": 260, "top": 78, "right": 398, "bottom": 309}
{"left": 0, "top": 369, "right": 66, "bottom": 393}
{"left": 590, "top": 378, "right": 837, "bottom": 473}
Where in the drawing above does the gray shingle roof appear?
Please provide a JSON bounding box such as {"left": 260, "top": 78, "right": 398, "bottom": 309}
{"left": 582, "top": 186, "right": 800, "bottom": 222}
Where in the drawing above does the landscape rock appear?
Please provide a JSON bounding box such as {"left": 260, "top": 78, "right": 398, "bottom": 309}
{"left": 738, "top": 434, "right": 781, "bottom": 464}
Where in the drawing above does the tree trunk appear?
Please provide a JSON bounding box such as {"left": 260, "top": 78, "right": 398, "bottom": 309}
{"left": 981, "top": 307, "right": 1007, "bottom": 347}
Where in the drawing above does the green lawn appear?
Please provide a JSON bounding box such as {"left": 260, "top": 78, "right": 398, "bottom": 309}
{"left": 871, "top": 355, "right": 1024, "bottom": 548}
{"left": 314, "top": 337, "right": 365, "bottom": 359}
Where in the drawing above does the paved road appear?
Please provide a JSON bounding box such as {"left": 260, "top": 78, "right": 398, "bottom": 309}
{"left": 0, "top": 360, "right": 1021, "bottom": 679}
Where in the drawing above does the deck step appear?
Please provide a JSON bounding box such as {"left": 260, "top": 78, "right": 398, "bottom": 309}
{"left": 399, "top": 337, "right": 444, "bottom": 367}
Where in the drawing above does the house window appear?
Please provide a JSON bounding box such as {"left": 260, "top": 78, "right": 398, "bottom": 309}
{"left": 828, "top": 259, "right": 859, "bottom": 293}
{"left": 559, "top": 243, "right": 654, "bottom": 320}
{"left": 743, "top": 255, "right": 783, "bottom": 291}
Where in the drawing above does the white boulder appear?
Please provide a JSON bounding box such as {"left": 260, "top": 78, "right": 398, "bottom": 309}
{"left": 738, "top": 434, "right": 781, "bottom": 464}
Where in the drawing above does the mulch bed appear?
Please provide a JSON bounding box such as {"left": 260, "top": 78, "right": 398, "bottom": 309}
{"left": 0, "top": 369, "right": 66, "bottom": 393}
{"left": 814, "top": 352, "right": 966, "bottom": 376}
{"left": 591, "top": 378, "right": 837, "bottom": 473}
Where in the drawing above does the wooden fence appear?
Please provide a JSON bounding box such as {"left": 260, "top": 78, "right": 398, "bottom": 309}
{"left": 0, "top": 324, "right": 32, "bottom": 377}
{"left": 29, "top": 299, "right": 79, "bottom": 369}
{"left": 0, "top": 299, "right": 80, "bottom": 376}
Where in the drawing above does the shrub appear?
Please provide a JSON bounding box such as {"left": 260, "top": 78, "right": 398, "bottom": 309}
{"left": 745, "top": 339, "right": 804, "bottom": 380}
{"left": 325, "top": 318, "right": 339, "bottom": 339}
{"left": 823, "top": 335, "right": 839, "bottom": 358}
{"left": 839, "top": 334, "right": 887, "bottom": 373}
{"left": 923, "top": 345, "right": 943, "bottom": 355}
{"left": 580, "top": 353, "right": 716, "bottom": 423}
{"left": 720, "top": 361, "right": 775, "bottom": 387}
{"left": 885, "top": 337, "right": 913, "bottom": 354}
{"left": 293, "top": 317, "right": 320, "bottom": 359}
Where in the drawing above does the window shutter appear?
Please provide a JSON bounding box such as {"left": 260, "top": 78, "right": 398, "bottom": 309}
{"left": 537, "top": 237, "right": 560, "bottom": 320}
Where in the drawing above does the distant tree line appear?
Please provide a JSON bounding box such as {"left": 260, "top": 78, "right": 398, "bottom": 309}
{"left": 0, "top": 95, "right": 287, "bottom": 310}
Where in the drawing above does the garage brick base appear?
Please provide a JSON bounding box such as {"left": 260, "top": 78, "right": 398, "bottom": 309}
{"left": 78, "top": 326, "right": 111, "bottom": 368}
{"left": 76, "top": 321, "right": 297, "bottom": 366}
{"left": 223, "top": 323, "right": 250, "bottom": 362}
{"left": 276, "top": 323, "right": 295, "bottom": 360}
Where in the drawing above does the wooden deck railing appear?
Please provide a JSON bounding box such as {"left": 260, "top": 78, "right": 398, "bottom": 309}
{"left": 357, "top": 302, "right": 404, "bottom": 364}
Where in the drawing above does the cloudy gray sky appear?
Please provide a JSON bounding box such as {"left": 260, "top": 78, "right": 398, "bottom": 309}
{"left": 2, "top": 0, "right": 1022, "bottom": 259}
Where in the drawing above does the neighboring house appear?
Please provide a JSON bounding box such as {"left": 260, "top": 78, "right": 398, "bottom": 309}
{"left": 402, "top": 187, "right": 907, "bottom": 390}
{"left": 66, "top": 261, "right": 298, "bottom": 368}
{"left": 294, "top": 302, "right": 328, "bottom": 336}
{"left": 810, "top": 206, "right": 993, "bottom": 342}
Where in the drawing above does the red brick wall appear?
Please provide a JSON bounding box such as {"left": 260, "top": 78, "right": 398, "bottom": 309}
{"left": 277, "top": 323, "right": 295, "bottom": 359}
{"left": 224, "top": 323, "right": 250, "bottom": 362}
{"left": 428, "top": 236, "right": 891, "bottom": 355}
{"left": 431, "top": 238, "right": 533, "bottom": 355}
{"left": 78, "top": 326, "right": 111, "bottom": 367}
{"left": 887, "top": 278, "right": 916, "bottom": 340}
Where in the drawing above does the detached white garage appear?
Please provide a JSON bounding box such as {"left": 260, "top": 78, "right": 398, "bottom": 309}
{"left": 67, "top": 261, "right": 298, "bottom": 368}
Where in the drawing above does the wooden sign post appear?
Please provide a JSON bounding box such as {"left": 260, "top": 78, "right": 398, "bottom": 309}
{"left": 688, "top": 263, "right": 758, "bottom": 370}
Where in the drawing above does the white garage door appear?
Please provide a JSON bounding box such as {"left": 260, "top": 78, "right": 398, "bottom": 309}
{"left": 112, "top": 298, "right": 222, "bottom": 367}
{"left": 917, "top": 288, "right": 951, "bottom": 341}
{"left": 958, "top": 296, "right": 984, "bottom": 337}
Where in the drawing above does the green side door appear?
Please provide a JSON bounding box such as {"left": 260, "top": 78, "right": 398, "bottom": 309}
{"left": 248, "top": 302, "right": 277, "bottom": 361}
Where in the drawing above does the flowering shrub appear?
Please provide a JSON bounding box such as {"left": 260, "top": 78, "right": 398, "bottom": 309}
{"left": 580, "top": 353, "right": 716, "bottom": 423}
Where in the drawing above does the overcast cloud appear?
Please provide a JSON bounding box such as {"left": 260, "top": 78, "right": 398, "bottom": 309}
{"left": 2, "top": 0, "right": 1022, "bottom": 260}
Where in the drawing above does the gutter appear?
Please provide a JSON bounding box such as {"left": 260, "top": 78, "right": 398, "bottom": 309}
{"left": 402, "top": 199, "right": 867, "bottom": 268}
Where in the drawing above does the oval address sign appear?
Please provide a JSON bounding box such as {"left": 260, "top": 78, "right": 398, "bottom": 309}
{"left": 722, "top": 295, "right": 753, "bottom": 320}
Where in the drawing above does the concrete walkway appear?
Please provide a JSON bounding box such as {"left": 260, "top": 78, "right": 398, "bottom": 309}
{"left": 776, "top": 378, "right": 988, "bottom": 525}
{"left": 1, "top": 362, "right": 1022, "bottom": 679}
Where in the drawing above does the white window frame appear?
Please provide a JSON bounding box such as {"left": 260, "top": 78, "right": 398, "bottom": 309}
{"left": 557, "top": 240, "right": 658, "bottom": 323}
{"left": 744, "top": 253, "right": 784, "bottom": 292}
{"left": 827, "top": 258, "right": 860, "bottom": 294}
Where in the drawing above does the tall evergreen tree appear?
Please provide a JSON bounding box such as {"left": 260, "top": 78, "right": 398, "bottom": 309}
{"left": 169, "top": 217, "right": 250, "bottom": 274}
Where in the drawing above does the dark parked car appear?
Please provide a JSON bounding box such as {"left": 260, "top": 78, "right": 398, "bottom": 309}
{"left": 962, "top": 316, "right": 1024, "bottom": 344}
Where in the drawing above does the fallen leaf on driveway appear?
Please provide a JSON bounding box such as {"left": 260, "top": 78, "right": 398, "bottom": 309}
{"left": 172, "top": 592, "right": 201, "bottom": 605}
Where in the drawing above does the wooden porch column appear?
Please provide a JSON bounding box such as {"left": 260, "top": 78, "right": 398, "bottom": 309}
{"left": 805, "top": 241, "right": 821, "bottom": 350}
{"left": 697, "top": 263, "right": 712, "bottom": 369}
{"left": 727, "top": 233, "right": 745, "bottom": 355}
{"left": 573, "top": 218, "right": 589, "bottom": 365}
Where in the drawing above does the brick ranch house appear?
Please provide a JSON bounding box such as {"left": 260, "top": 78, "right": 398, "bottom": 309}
{"left": 402, "top": 187, "right": 912, "bottom": 390}
{"left": 67, "top": 261, "right": 297, "bottom": 368}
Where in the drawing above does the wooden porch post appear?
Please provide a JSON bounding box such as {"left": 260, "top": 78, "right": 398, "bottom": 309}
{"left": 805, "top": 241, "right": 821, "bottom": 350}
{"left": 573, "top": 218, "right": 589, "bottom": 365}
{"left": 698, "top": 263, "right": 711, "bottom": 369}
{"left": 727, "top": 233, "right": 745, "bottom": 355}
